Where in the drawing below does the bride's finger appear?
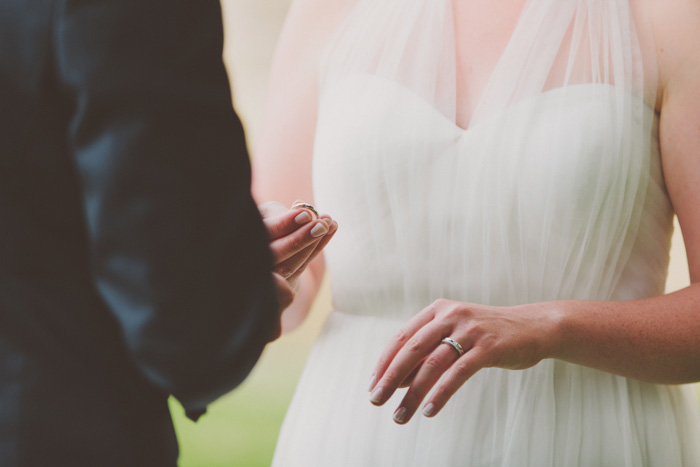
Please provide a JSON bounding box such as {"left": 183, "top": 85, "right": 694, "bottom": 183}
{"left": 301, "top": 215, "right": 337, "bottom": 263}
{"left": 392, "top": 342, "right": 463, "bottom": 424}
{"left": 270, "top": 218, "right": 329, "bottom": 263}
{"left": 276, "top": 240, "right": 321, "bottom": 279}
{"left": 286, "top": 218, "right": 337, "bottom": 280}
{"left": 264, "top": 207, "right": 316, "bottom": 240}
{"left": 368, "top": 307, "right": 438, "bottom": 394}
{"left": 369, "top": 320, "right": 449, "bottom": 406}
{"left": 398, "top": 360, "right": 423, "bottom": 388}
{"left": 421, "top": 347, "right": 488, "bottom": 419}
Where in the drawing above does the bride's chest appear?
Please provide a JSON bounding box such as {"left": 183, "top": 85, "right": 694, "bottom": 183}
{"left": 451, "top": 0, "right": 528, "bottom": 127}
{"left": 313, "top": 74, "right": 655, "bottom": 222}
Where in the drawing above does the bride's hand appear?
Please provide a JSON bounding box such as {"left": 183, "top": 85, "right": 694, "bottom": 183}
{"left": 368, "top": 299, "right": 560, "bottom": 424}
{"left": 259, "top": 201, "right": 338, "bottom": 291}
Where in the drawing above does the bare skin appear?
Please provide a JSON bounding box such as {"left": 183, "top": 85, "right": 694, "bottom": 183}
{"left": 256, "top": 199, "right": 337, "bottom": 335}
{"left": 261, "top": 202, "right": 337, "bottom": 292}
{"left": 255, "top": 0, "right": 700, "bottom": 425}
{"left": 253, "top": 0, "right": 350, "bottom": 332}
{"left": 370, "top": 0, "right": 700, "bottom": 425}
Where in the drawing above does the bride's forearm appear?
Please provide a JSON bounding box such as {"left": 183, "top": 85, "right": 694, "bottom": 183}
{"left": 280, "top": 260, "right": 325, "bottom": 333}
{"left": 546, "top": 283, "right": 700, "bottom": 384}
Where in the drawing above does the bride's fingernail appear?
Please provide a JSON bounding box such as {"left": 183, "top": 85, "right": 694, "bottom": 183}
{"left": 422, "top": 403, "right": 435, "bottom": 417}
{"left": 393, "top": 407, "right": 407, "bottom": 424}
{"left": 295, "top": 211, "right": 312, "bottom": 224}
{"left": 368, "top": 375, "right": 377, "bottom": 392}
{"left": 310, "top": 223, "right": 328, "bottom": 238}
{"left": 369, "top": 386, "right": 384, "bottom": 404}
{"left": 329, "top": 221, "right": 338, "bottom": 233}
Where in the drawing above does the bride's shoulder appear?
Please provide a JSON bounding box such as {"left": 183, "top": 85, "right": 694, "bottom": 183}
{"left": 271, "top": 0, "right": 357, "bottom": 74}
{"left": 644, "top": 0, "right": 700, "bottom": 92}
{"left": 282, "top": 0, "right": 357, "bottom": 46}
{"left": 287, "top": 0, "right": 357, "bottom": 16}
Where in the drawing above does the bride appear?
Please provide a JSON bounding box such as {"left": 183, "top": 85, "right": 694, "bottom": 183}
{"left": 254, "top": 0, "right": 700, "bottom": 465}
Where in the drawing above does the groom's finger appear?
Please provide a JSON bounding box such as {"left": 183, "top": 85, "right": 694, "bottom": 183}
{"left": 264, "top": 207, "right": 316, "bottom": 240}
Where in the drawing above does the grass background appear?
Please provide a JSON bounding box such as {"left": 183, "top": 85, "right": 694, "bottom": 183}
{"left": 170, "top": 1, "right": 700, "bottom": 465}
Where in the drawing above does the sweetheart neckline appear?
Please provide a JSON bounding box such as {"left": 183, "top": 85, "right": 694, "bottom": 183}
{"left": 322, "top": 74, "right": 658, "bottom": 136}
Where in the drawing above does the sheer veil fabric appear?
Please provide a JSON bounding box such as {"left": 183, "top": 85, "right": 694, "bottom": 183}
{"left": 272, "top": 0, "right": 700, "bottom": 465}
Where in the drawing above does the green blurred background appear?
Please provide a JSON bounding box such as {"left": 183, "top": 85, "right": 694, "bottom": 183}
{"left": 170, "top": 1, "right": 700, "bottom": 465}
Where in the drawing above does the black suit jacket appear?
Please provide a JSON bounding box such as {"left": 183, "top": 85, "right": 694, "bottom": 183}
{"left": 0, "top": 1, "right": 280, "bottom": 465}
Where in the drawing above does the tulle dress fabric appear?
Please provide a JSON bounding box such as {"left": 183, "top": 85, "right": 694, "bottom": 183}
{"left": 272, "top": 0, "right": 700, "bottom": 465}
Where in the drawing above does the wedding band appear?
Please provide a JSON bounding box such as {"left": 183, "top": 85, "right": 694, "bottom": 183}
{"left": 291, "top": 203, "right": 319, "bottom": 218}
{"left": 441, "top": 337, "right": 464, "bottom": 357}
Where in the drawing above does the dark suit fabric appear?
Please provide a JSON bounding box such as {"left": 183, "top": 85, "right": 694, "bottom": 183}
{"left": 0, "top": 0, "right": 279, "bottom": 465}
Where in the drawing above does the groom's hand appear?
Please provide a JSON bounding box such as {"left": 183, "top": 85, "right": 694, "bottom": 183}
{"left": 259, "top": 201, "right": 338, "bottom": 291}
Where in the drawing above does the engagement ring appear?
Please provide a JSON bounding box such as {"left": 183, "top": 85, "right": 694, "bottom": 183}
{"left": 291, "top": 202, "right": 319, "bottom": 218}
{"left": 441, "top": 337, "right": 465, "bottom": 357}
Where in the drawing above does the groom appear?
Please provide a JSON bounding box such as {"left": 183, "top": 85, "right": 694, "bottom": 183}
{"left": 0, "top": 0, "right": 290, "bottom": 465}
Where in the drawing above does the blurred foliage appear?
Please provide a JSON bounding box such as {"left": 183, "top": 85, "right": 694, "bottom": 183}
{"left": 170, "top": 368, "right": 294, "bottom": 467}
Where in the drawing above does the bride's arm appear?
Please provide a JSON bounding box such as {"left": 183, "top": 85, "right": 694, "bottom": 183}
{"left": 252, "top": 0, "right": 351, "bottom": 332}
{"left": 552, "top": 0, "right": 700, "bottom": 382}
{"left": 549, "top": 0, "right": 700, "bottom": 379}
{"left": 552, "top": 0, "right": 700, "bottom": 384}
{"left": 368, "top": 1, "right": 700, "bottom": 424}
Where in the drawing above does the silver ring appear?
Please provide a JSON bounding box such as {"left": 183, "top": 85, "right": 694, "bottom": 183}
{"left": 291, "top": 203, "right": 319, "bottom": 218}
{"left": 441, "top": 337, "right": 464, "bottom": 357}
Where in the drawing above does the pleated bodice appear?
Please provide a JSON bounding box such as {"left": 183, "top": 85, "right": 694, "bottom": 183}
{"left": 272, "top": 1, "right": 700, "bottom": 465}
{"left": 314, "top": 75, "right": 673, "bottom": 319}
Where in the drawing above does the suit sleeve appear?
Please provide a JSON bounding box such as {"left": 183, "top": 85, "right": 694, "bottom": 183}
{"left": 54, "top": 0, "right": 280, "bottom": 417}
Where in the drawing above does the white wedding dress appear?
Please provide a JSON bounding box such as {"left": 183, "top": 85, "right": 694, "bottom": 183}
{"left": 272, "top": 0, "right": 700, "bottom": 465}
